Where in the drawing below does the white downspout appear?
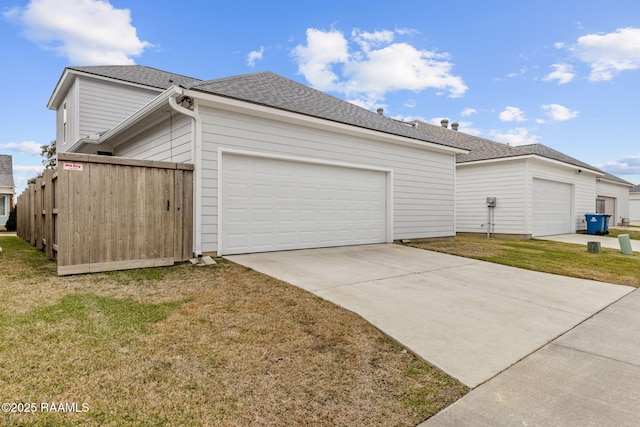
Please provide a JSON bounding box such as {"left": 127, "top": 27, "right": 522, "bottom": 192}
{"left": 168, "top": 93, "right": 202, "bottom": 257}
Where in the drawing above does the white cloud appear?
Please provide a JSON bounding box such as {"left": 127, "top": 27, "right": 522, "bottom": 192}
{"left": 247, "top": 46, "right": 264, "bottom": 67}
{"left": 490, "top": 128, "right": 539, "bottom": 146}
{"left": 499, "top": 106, "right": 526, "bottom": 122}
{"left": 6, "top": 0, "right": 150, "bottom": 64}
{"left": 403, "top": 99, "right": 416, "bottom": 108}
{"left": 461, "top": 107, "right": 477, "bottom": 117}
{"left": 292, "top": 28, "right": 349, "bottom": 92}
{"left": 14, "top": 164, "right": 46, "bottom": 174}
{"left": 541, "top": 103, "right": 579, "bottom": 121}
{"left": 352, "top": 28, "right": 394, "bottom": 51}
{"left": 0, "top": 141, "right": 42, "bottom": 155}
{"left": 494, "top": 67, "right": 527, "bottom": 81}
{"left": 293, "top": 27, "right": 467, "bottom": 109}
{"left": 543, "top": 63, "right": 575, "bottom": 84}
{"left": 596, "top": 155, "right": 640, "bottom": 175}
{"left": 459, "top": 124, "right": 482, "bottom": 136}
{"left": 568, "top": 27, "right": 640, "bottom": 81}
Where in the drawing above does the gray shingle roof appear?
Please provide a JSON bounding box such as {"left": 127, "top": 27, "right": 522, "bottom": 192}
{"left": 0, "top": 155, "right": 14, "bottom": 187}
{"left": 599, "top": 171, "right": 635, "bottom": 186}
{"left": 516, "top": 143, "right": 601, "bottom": 172}
{"left": 631, "top": 185, "right": 640, "bottom": 193}
{"left": 408, "top": 120, "right": 530, "bottom": 162}
{"left": 409, "top": 120, "right": 635, "bottom": 184}
{"left": 67, "top": 65, "right": 202, "bottom": 90}
{"left": 185, "top": 72, "right": 463, "bottom": 150}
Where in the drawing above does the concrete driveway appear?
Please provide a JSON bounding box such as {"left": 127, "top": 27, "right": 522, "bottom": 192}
{"left": 226, "top": 244, "right": 632, "bottom": 388}
{"left": 424, "top": 288, "right": 640, "bottom": 426}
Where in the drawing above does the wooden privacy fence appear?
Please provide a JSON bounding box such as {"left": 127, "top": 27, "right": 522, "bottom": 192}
{"left": 17, "top": 153, "right": 193, "bottom": 275}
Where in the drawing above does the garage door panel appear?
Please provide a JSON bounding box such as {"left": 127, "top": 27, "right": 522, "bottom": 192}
{"left": 221, "top": 154, "right": 388, "bottom": 254}
{"left": 533, "top": 179, "right": 572, "bottom": 236}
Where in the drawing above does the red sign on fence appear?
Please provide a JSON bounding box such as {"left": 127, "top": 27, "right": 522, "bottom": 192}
{"left": 63, "top": 162, "right": 83, "bottom": 171}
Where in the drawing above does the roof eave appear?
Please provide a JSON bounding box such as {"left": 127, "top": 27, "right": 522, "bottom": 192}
{"left": 458, "top": 153, "right": 605, "bottom": 175}
{"left": 186, "top": 88, "right": 468, "bottom": 155}
{"left": 47, "top": 68, "right": 73, "bottom": 110}
{"left": 598, "top": 177, "right": 635, "bottom": 187}
{"left": 48, "top": 67, "right": 166, "bottom": 110}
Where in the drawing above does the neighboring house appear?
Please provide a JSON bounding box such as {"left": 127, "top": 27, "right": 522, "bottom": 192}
{"left": 409, "top": 120, "right": 632, "bottom": 238}
{"left": 631, "top": 185, "right": 640, "bottom": 222}
{"left": 595, "top": 172, "right": 635, "bottom": 226}
{"left": 48, "top": 65, "right": 467, "bottom": 256}
{"left": 0, "top": 154, "right": 15, "bottom": 229}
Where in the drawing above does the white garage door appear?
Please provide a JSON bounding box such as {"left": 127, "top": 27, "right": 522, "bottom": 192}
{"left": 533, "top": 178, "right": 572, "bottom": 236}
{"left": 631, "top": 198, "right": 640, "bottom": 221}
{"left": 220, "top": 153, "right": 389, "bottom": 255}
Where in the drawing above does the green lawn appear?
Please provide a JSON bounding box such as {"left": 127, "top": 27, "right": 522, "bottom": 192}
{"left": 607, "top": 228, "right": 640, "bottom": 240}
{"left": 407, "top": 234, "right": 640, "bottom": 287}
{"left": 0, "top": 236, "right": 467, "bottom": 426}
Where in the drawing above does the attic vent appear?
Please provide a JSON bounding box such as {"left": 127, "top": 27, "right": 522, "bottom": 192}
{"left": 377, "top": 107, "right": 384, "bottom": 116}
{"left": 451, "top": 122, "right": 459, "bottom": 131}
{"left": 440, "top": 119, "right": 449, "bottom": 128}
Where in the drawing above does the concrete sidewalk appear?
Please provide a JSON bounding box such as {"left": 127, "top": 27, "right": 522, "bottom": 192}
{"left": 226, "top": 244, "right": 632, "bottom": 388}
{"left": 538, "top": 232, "right": 640, "bottom": 252}
{"left": 423, "top": 288, "right": 640, "bottom": 426}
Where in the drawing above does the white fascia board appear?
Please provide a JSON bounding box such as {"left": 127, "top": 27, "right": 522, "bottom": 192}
{"left": 458, "top": 154, "right": 605, "bottom": 176}
{"left": 598, "top": 177, "right": 635, "bottom": 187}
{"left": 183, "top": 89, "right": 468, "bottom": 156}
{"left": 97, "top": 86, "right": 183, "bottom": 145}
{"left": 47, "top": 68, "right": 72, "bottom": 110}
{"left": 47, "top": 68, "right": 164, "bottom": 110}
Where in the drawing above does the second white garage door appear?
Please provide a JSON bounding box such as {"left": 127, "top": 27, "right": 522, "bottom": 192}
{"left": 533, "top": 178, "right": 572, "bottom": 236}
{"left": 220, "top": 153, "right": 389, "bottom": 255}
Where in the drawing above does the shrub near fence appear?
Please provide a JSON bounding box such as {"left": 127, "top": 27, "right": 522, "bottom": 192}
{"left": 16, "top": 153, "right": 194, "bottom": 275}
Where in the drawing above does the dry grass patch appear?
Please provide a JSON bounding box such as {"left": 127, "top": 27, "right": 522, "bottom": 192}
{"left": 0, "top": 236, "right": 467, "bottom": 426}
{"left": 407, "top": 235, "right": 640, "bottom": 287}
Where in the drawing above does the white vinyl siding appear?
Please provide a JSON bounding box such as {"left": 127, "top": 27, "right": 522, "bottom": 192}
{"left": 456, "top": 160, "right": 528, "bottom": 235}
{"left": 456, "top": 157, "right": 598, "bottom": 237}
{"left": 56, "top": 79, "right": 79, "bottom": 153}
{"left": 114, "top": 114, "right": 193, "bottom": 163}
{"left": 77, "top": 77, "right": 159, "bottom": 138}
{"left": 220, "top": 153, "right": 388, "bottom": 254}
{"left": 198, "top": 106, "right": 455, "bottom": 253}
{"left": 596, "top": 180, "right": 631, "bottom": 226}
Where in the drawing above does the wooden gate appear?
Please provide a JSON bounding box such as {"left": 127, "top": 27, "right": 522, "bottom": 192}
{"left": 17, "top": 153, "right": 193, "bottom": 275}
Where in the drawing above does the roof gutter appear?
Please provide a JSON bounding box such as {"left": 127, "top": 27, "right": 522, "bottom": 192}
{"left": 94, "top": 85, "right": 203, "bottom": 257}
{"left": 168, "top": 92, "right": 203, "bottom": 258}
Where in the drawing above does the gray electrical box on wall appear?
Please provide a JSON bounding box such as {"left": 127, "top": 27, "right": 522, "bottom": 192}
{"left": 486, "top": 197, "right": 497, "bottom": 207}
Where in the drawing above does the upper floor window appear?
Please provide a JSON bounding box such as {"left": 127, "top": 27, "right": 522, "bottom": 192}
{"left": 63, "top": 102, "right": 68, "bottom": 145}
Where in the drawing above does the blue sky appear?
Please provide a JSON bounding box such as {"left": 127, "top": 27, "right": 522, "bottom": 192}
{"left": 2, "top": 0, "right": 640, "bottom": 194}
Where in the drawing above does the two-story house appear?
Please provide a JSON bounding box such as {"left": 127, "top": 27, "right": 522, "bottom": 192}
{"left": 48, "top": 65, "right": 467, "bottom": 257}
